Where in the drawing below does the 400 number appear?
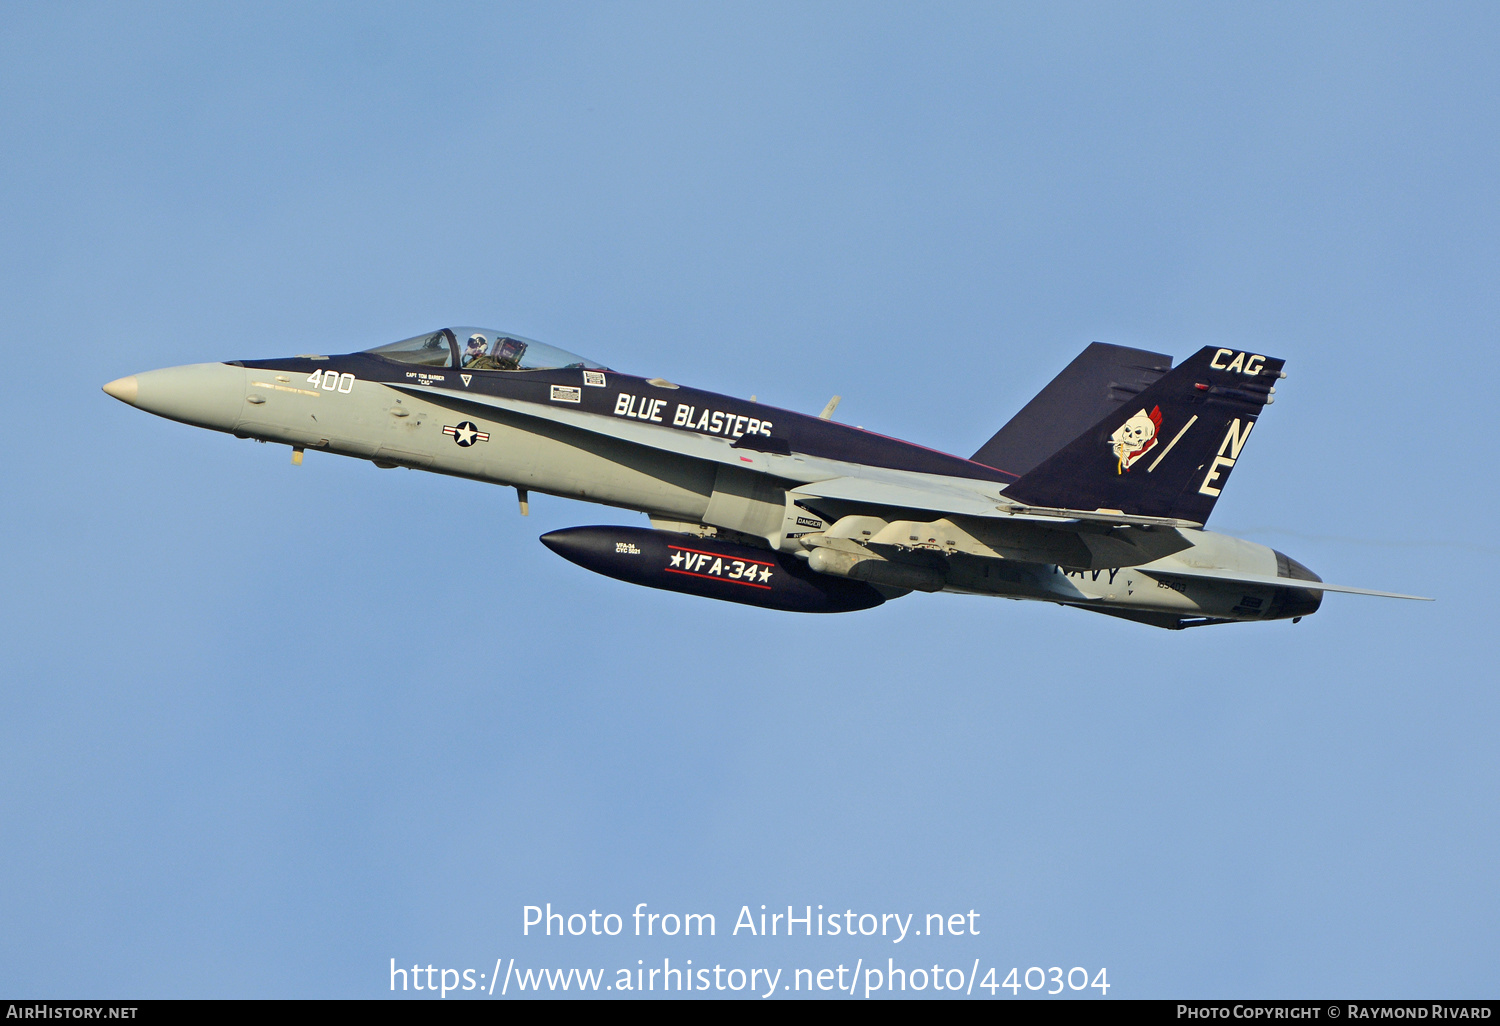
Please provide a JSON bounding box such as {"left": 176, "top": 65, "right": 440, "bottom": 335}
{"left": 981, "top": 966, "right": 1108, "bottom": 995}
{"left": 306, "top": 369, "right": 355, "bottom": 393}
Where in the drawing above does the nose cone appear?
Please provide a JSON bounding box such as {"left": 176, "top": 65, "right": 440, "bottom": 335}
{"left": 102, "top": 376, "right": 138, "bottom": 403}
{"left": 540, "top": 527, "right": 607, "bottom": 563}
{"left": 102, "top": 362, "right": 246, "bottom": 432}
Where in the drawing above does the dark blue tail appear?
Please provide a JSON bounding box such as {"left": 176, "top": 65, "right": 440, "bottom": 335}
{"left": 972, "top": 342, "right": 1171, "bottom": 477}
{"left": 1002, "top": 346, "right": 1285, "bottom": 525}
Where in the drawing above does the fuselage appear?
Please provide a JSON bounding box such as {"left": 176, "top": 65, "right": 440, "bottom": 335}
{"left": 108, "top": 350, "right": 1017, "bottom": 524}
{"left": 103, "top": 332, "right": 1325, "bottom": 627}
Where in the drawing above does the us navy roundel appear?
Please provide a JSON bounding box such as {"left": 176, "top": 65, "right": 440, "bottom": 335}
{"left": 443, "top": 421, "right": 490, "bottom": 447}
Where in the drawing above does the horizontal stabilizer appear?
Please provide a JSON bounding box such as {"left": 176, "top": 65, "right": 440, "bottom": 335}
{"left": 1139, "top": 564, "right": 1432, "bottom": 601}
{"left": 1069, "top": 606, "right": 1236, "bottom": 630}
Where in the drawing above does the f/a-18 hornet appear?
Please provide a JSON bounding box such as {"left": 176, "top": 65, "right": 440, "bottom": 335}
{"left": 103, "top": 328, "right": 1428, "bottom": 627}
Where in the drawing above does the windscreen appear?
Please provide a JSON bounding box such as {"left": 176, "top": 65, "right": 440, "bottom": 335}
{"left": 363, "top": 330, "right": 455, "bottom": 368}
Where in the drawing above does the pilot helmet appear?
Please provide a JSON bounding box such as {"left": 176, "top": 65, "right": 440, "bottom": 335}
{"left": 466, "top": 333, "right": 487, "bottom": 350}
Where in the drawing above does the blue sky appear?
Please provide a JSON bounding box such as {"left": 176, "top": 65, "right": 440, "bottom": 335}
{"left": 2, "top": 2, "right": 1495, "bottom": 998}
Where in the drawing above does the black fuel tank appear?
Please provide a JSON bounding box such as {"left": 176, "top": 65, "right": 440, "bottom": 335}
{"left": 540, "top": 526, "right": 886, "bottom": 613}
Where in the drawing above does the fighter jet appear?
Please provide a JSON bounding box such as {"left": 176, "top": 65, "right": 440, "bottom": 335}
{"left": 102, "top": 327, "right": 1428, "bottom": 627}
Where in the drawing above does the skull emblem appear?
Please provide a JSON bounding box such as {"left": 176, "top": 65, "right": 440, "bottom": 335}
{"left": 1109, "top": 406, "right": 1163, "bottom": 472}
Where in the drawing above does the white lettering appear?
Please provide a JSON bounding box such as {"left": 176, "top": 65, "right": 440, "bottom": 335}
{"left": 1210, "top": 348, "right": 1234, "bottom": 369}
{"left": 1218, "top": 419, "right": 1254, "bottom": 460}
{"left": 1198, "top": 455, "right": 1236, "bottom": 496}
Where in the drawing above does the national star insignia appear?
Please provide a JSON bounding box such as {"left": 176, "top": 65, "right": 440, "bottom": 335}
{"left": 442, "top": 421, "right": 490, "bottom": 447}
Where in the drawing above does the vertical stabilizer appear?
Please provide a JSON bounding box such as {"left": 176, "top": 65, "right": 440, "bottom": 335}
{"left": 1002, "top": 346, "right": 1285, "bottom": 524}
{"left": 971, "top": 343, "right": 1172, "bottom": 477}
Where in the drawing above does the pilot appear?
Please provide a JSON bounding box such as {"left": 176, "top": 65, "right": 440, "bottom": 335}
{"left": 463, "top": 334, "right": 490, "bottom": 367}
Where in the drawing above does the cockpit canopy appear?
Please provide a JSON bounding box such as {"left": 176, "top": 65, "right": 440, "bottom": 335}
{"left": 363, "top": 327, "right": 607, "bottom": 372}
